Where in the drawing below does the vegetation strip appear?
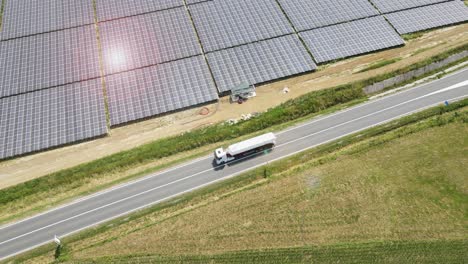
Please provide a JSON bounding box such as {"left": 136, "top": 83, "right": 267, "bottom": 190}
{"left": 8, "top": 99, "right": 467, "bottom": 263}
{"left": 0, "top": 43, "right": 467, "bottom": 218}
{"left": 357, "top": 58, "right": 402, "bottom": 73}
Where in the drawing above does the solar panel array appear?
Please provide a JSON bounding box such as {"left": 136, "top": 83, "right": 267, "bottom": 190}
{"left": 99, "top": 7, "right": 201, "bottom": 75}
{"left": 1, "top": 0, "right": 466, "bottom": 159}
{"left": 300, "top": 16, "right": 404, "bottom": 63}
{"left": 96, "top": 0, "right": 183, "bottom": 22}
{"left": 278, "top": 0, "right": 379, "bottom": 31}
{"left": 385, "top": 1, "right": 468, "bottom": 34}
{"left": 0, "top": 25, "right": 101, "bottom": 98}
{"left": 0, "top": 79, "right": 107, "bottom": 159}
{"left": 208, "top": 35, "right": 316, "bottom": 92}
{"left": 190, "top": 0, "right": 294, "bottom": 52}
{"left": 0, "top": 0, "right": 94, "bottom": 40}
{"left": 370, "top": 0, "right": 450, "bottom": 13}
{"left": 106, "top": 56, "right": 218, "bottom": 126}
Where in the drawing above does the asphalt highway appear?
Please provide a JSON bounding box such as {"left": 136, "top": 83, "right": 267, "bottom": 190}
{"left": 0, "top": 68, "right": 467, "bottom": 260}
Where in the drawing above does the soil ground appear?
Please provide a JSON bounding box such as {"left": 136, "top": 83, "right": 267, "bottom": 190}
{"left": 0, "top": 24, "right": 467, "bottom": 189}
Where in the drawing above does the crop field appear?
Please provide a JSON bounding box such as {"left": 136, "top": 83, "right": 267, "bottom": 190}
{"left": 18, "top": 104, "right": 468, "bottom": 263}
{"left": 74, "top": 240, "right": 468, "bottom": 264}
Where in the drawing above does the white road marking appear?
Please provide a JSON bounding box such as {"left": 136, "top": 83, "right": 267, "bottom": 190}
{"left": 1, "top": 70, "right": 467, "bottom": 260}
{"left": 0, "top": 154, "right": 213, "bottom": 231}
{"left": 276, "top": 81, "right": 467, "bottom": 148}
{"left": 277, "top": 68, "right": 468, "bottom": 136}
{"left": 5, "top": 94, "right": 467, "bottom": 261}
{"left": 1, "top": 86, "right": 466, "bottom": 253}
{"left": 2, "top": 71, "right": 466, "bottom": 233}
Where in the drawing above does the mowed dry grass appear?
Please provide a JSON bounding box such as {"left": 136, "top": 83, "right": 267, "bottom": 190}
{"left": 60, "top": 122, "right": 468, "bottom": 260}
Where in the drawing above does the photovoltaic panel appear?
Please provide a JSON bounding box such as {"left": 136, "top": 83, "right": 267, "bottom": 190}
{"left": 300, "top": 16, "right": 404, "bottom": 64}
{"left": 278, "top": 0, "right": 379, "bottom": 31}
{"left": 207, "top": 35, "right": 316, "bottom": 93}
{"left": 106, "top": 56, "right": 218, "bottom": 126}
{"left": 0, "top": 0, "right": 94, "bottom": 40}
{"left": 96, "top": 0, "right": 183, "bottom": 22}
{"left": 99, "top": 7, "right": 201, "bottom": 75}
{"left": 0, "top": 25, "right": 101, "bottom": 98}
{"left": 0, "top": 79, "right": 108, "bottom": 160}
{"left": 385, "top": 1, "right": 468, "bottom": 34}
{"left": 369, "top": 0, "right": 449, "bottom": 13}
{"left": 190, "top": 0, "right": 294, "bottom": 52}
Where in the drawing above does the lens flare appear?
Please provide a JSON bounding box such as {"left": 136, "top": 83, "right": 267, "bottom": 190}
{"left": 109, "top": 49, "right": 126, "bottom": 67}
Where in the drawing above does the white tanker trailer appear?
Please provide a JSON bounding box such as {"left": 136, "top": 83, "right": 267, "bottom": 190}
{"left": 214, "top": 132, "right": 277, "bottom": 165}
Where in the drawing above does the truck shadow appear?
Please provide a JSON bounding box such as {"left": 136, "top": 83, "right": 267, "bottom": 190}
{"left": 212, "top": 160, "right": 225, "bottom": 171}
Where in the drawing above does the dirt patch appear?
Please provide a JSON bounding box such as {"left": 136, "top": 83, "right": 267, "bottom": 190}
{"left": 1, "top": 24, "right": 467, "bottom": 189}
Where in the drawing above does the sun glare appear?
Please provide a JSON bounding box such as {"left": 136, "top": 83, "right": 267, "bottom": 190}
{"left": 107, "top": 49, "right": 127, "bottom": 68}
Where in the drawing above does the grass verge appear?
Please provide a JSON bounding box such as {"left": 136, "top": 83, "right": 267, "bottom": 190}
{"left": 8, "top": 98, "right": 468, "bottom": 263}
{"left": 402, "top": 31, "right": 426, "bottom": 41}
{"left": 357, "top": 58, "right": 402, "bottom": 73}
{"left": 0, "top": 43, "right": 467, "bottom": 226}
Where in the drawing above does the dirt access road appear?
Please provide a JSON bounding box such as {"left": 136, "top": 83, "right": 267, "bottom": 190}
{"left": 0, "top": 24, "right": 467, "bottom": 189}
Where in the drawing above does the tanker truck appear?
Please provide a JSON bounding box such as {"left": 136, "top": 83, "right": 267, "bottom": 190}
{"left": 214, "top": 132, "right": 277, "bottom": 165}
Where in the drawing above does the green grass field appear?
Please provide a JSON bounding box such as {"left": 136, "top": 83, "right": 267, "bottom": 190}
{"left": 14, "top": 102, "right": 467, "bottom": 264}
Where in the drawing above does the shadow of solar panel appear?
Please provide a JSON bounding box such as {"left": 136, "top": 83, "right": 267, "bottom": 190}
{"left": 190, "top": 0, "right": 294, "bottom": 52}
{"left": 99, "top": 7, "right": 201, "bottom": 75}
{"left": 96, "top": 0, "right": 183, "bottom": 22}
{"left": 106, "top": 56, "right": 218, "bottom": 126}
{"left": 0, "top": 25, "right": 101, "bottom": 98}
{"left": 278, "top": 0, "right": 379, "bottom": 31}
{"left": 0, "top": 79, "right": 108, "bottom": 160}
{"left": 207, "top": 35, "right": 316, "bottom": 93}
{"left": 385, "top": 1, "right": 468, "bottom": 34}
{"left": 300, "top": 16, "right": 404, "bottom": 64}
{"left": 0, "top": 0, "right": 94, "bottom": 40}
{"left": 370, "top": 0, "right": 449, "bottom": 13}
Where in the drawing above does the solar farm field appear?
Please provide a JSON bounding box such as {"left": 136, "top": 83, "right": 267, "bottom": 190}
{"left": 1, "top": 0, "right": 468, "bottom": 159}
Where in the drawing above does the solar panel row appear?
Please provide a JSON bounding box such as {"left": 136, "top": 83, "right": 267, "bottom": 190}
{"left": 278, "top": 0, "right": 379, "bottom": 31}
{"left": 370, "top": 0, "right": 450, "bottom": 13}
{"left": 106, "top": 56, "right": 218, "bottom": 126}
{"left": 0, "top": 79, "right": 107, "bottom": 159}
{"left": 0, "top": 0, "right": 94, "bottom": 40}
{"left": 300, "top": 16, "right": 404, "bottom": 63}
{"left": 99, "top": 7, "right": 201, "bottom": 75}
{"left": 385, "top": 1, "right": 468, "bottom": 34}
{"left": 0, "top": 25, "right": 101, "bottom": 98}
{"left": 190, "top": 0, "right": 294, "bottom": 52}
{"left": 207, "top": 35, "right": 316, "bottom": 93}
{"left": 96, "top": 0, "right": 183, "bottom": 22}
